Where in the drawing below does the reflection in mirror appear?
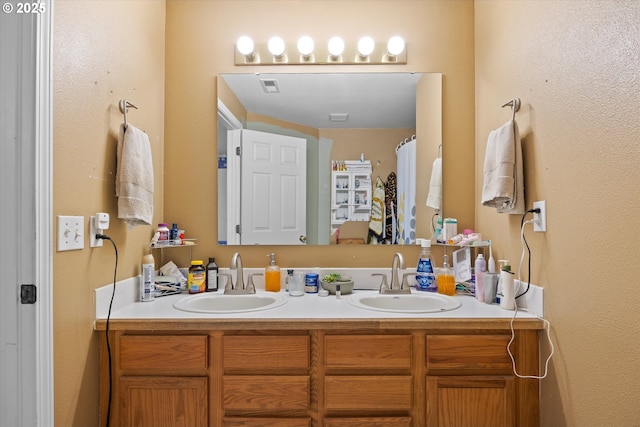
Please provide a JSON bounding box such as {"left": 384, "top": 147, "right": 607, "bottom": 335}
{"left": 217, "top": 72, "right": 441, "bottom": 246}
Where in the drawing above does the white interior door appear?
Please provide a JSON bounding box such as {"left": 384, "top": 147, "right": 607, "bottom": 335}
{"left": 240, "top": 129, "right": 307, "bottom": 245}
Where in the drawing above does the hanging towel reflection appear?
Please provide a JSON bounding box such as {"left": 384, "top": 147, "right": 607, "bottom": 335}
{"left": 426, "top": 157, "right": 442, "bottom": 211}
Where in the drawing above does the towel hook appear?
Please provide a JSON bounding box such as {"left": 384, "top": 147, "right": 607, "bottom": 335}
{"left": 119, "top": 99, "right": 138, "bottom": 128}
{"left": 501, "top": 97, "right": 521, "bottom": 121}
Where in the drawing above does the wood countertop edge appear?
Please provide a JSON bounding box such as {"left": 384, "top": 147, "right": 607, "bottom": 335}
{"left": 94, "top": 317, "right": 543, "bottom": 331}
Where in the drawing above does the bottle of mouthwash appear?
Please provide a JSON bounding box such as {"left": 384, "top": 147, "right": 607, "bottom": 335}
{"left": 416, "top": 239, "right": 437, "bottom": 292}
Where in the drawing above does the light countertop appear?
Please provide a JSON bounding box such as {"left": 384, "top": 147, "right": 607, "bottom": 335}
{"left": 94, "top": 279, "right": 544, "bottom": 331}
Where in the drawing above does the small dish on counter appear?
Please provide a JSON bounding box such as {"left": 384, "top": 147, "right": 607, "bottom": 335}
{"left": 320, "top": 273, "right": 354, "bottom": 295}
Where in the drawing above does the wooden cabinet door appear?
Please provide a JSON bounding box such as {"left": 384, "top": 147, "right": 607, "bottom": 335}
{"left": 426, "top": 376, "right": 516, "bottom": 427}
{"left": 119, "top": 376, "right": 207, "bottom": 427}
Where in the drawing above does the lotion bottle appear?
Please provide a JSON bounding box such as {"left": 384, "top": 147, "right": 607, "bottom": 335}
{"left": 141, "top": 253, "right": 155, "bottom": 302}
{"left": 265, "top": 253, "right": 281, "bottom": 292}
{"left": 474, "top": 254, "right": 486, "bottom": 302}
{"left": 498, "top": 260, "right": 515, "bottom": 310}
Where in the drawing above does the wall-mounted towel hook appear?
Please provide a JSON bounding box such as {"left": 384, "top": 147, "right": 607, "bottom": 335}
{"left": 437, "top": 144, "right": 442, "bottom": 158}
{"left": 501, "top": 97, "right": 521, "bottom": 121}
{"left": 119, "top": 99, "right": 138, "bottom": 128}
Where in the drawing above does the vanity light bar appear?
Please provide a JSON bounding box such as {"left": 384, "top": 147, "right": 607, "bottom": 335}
{"left": 235, "top": 36, "right": 407, "bottom": 65}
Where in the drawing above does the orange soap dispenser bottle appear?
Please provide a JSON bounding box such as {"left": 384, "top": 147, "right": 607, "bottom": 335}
{"left": 265, "top": 253, "right": 281, "bottom": 292}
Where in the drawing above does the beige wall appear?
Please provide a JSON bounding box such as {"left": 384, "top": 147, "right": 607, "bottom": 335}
{"left": 53, "top": 1, "right": 165, "bottom": 425}
{"left": 164, "top": 0, "right": 475, "bottom": 268}
{"left": 475, "top": 2, "right": 640, "bottom": 426}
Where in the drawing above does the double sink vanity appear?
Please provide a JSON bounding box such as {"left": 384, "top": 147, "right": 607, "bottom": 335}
{"left": 95, "top": 264, "right": 542, "bottom": 427}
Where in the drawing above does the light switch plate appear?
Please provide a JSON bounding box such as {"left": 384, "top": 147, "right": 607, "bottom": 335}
{"left": 57, "top": 215, "right": 84, "bottom": 251}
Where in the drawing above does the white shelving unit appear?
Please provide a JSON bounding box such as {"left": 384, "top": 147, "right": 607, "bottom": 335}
{"left": 331, "top": 161, "right": 372, "bottom": 231}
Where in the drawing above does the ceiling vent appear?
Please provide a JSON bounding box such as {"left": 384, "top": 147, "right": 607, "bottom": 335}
{"left": 329, "top": 113, "right": 349, "bottom": 122}
{"left": 260, "top": 79, "right": 280, "bottom": 93}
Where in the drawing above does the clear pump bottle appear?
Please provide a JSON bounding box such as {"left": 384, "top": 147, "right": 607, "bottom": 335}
{"left": 265, "top": 253, "right": 281, "bottom": 292}
{"left": 437, "top": 254, "right": 456, "bottom": 296}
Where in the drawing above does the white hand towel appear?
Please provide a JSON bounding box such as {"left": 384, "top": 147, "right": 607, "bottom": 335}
{"left": 481, "top": 119, "right": 524, "bottom": 214}
{"left": 426, "top": 157, "right": 442, "bottom": 210}
{"left": 116, "top": 124, "right": 154, "bottom": 227}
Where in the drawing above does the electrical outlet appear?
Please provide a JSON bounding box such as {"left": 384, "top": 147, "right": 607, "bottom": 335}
{"left": 533, "top": 200, "right": 546, "bottom": 232}
{"left": 57, "top": 215, "right": 84, "bottom": 251}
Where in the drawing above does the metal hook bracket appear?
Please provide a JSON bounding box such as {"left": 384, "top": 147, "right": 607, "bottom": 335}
{"left": 501, "top": 97, "right": 521, "bottom": 121}
{"left": 119, "top": 99, "right": 138, "bottom": 128}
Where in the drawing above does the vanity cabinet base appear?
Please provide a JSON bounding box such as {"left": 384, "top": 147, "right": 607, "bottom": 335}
{"left": 98, "top": 328, "right": 539, "bottom": 427}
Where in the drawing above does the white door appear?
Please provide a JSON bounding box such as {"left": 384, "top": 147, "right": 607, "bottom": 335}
{"left": 240, "top": 129, "right": 307, "bottom": 245}
{"left": 1, "top": 3, "right": 53, "bottom": 426}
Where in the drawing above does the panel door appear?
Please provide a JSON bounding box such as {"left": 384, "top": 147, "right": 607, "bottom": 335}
{"left": 240, "top": 129, "right": 307, "bottom": 245}
{"left": 119, "top": 376, "right": 207, "bottom": 427}
{"left": 426, "top": 376, "right": 516, "bottom": 427}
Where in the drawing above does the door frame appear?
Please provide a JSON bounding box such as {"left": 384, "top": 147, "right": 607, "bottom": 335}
{"left": 217, "top": 100, "right": 242, "bottom": 244}
{"left": 36, "top": 2, "right": 54, "bottom": 425}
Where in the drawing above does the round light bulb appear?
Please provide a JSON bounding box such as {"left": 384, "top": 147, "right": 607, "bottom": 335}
{"left": 387, "top": 36, "right": 405, "bottom": 56}
{"left": 328, "top": 36, "right": 345, "bottom": 57}
{"left": 297, "top": 36, "right": 314, "bottom": 56}
{"left": 268, "top": 36, "right": 286, "bottom": 57}
{"left": 236, "top": 36, "right": 254, "bottom": 55}
{"left": 357, "top": 36, "right": 375, "bottom": 56}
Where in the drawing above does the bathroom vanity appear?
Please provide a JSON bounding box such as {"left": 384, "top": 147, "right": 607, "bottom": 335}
{"left": 95, "top": 290, "right": 542, "bottom": 427}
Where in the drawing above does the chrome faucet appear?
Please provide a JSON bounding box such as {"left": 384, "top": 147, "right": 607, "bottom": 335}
{"left": 222, "top": 252, "right": 258, "bottom": 294}
{"left": 373, "top": 252, "right": 412, "bottom": 294}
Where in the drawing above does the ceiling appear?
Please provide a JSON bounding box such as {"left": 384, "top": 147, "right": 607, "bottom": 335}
{"left": 220, "top": 72, "right": 421, "bottom": 129}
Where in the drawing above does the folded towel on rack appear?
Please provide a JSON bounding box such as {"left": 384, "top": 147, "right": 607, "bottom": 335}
{"left": 426, "top": 157, "right": 442, "bottom": 210}
{"left": 116, "top": 123, "right": 154, "bottom": 227}
{"left": 481, "top": 119, "right": 524, "bottom": 214}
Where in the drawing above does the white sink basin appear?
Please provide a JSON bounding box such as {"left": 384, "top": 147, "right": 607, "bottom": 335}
{"left": 347, "top": 292, "right": 461, "bottom": 313}
{"left": 173, "top": 292, "right": 287, "bottom": 314}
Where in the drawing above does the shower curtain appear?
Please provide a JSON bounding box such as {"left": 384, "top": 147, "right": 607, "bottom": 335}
{"left": 396, "top": 138, "right": 416, "bottom": 244}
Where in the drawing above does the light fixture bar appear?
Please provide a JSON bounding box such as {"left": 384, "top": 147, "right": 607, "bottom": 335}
{"left": 235, "top": 40, "right": 407, "bottom": 65}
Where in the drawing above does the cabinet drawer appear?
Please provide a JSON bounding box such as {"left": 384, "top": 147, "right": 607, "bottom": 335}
{"left": 325, "top": 417, "right": 412, "bottom": 427}
{"left": 224, "top": 335, "right": 309, "bottom": 372}
{"left": 325, "top": 335, "right": 411, "bottom": 370}
{"left": 119, "top": 335, "right": 207, "bottom": 371}
{"left": 426, "top": 335, "right": 512, "bottom": 374}
{"left": 223, "top": 375, "right": 310, "bottom": 411}
{"left": 324, "top": 376, "right": 412, "bottom": 411}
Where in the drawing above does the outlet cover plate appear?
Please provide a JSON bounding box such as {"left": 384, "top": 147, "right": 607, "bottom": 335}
{"left": 57, "top": 215, "right": 84, "bottom": 251}
{"left": 533, "top": 200, "right": 547, "bottom": 232}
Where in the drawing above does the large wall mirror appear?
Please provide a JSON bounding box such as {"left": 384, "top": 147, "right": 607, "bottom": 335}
{"left": 217, "top": 72, "right": 442, "bottom": 246}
